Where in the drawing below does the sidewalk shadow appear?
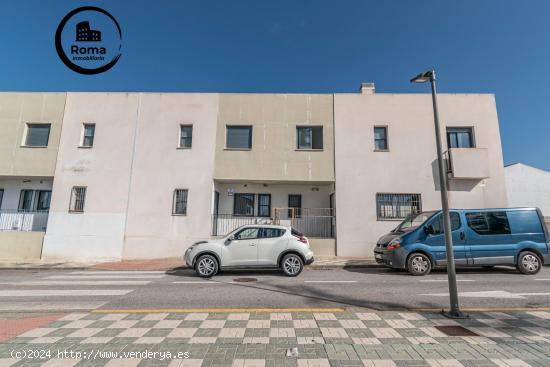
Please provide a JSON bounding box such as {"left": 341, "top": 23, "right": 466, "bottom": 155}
{"left": 343, "top": 265, "right": 521, "bottom": 277}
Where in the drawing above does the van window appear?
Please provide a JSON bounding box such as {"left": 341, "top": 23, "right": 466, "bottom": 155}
{"left": 430, "top": 212, "right": 461, "bottom": 234}
{"left": 507, "top": 210, "right": 543, "bottom": 234}
{"left": 466, "top": 211, "right": 511, "bottom": 235}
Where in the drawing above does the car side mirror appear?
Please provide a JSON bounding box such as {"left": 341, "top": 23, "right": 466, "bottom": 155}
{"left": 225, "top": 235, "right": 235, "bottom": 245}
{"left": 424, "top": 225, "right": 435, "bottom": 235}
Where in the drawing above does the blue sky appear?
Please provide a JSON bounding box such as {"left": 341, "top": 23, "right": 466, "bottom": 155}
{"left": 1, "top": 0, "right": 549, "bottom": 170}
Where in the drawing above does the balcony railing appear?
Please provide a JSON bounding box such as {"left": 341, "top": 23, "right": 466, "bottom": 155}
{"left": 0, "top": 210, "right": 49, "bottom": 232}
{"left": 212, "top": 208, "right": 335, "bottom": 238}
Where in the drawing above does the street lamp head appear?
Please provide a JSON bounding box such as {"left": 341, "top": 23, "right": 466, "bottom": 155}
{"left": 410, "top": 70, "right": 436, "bottom": 83}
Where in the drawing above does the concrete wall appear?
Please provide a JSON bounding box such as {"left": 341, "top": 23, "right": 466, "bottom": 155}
{"left": 0, "top": 93, "right": 65, "bottom": 177}
{"left": 42, "top": 93, "right": 220, "bottom": 261}
{"left": 0, "top": 178, "right": 53, "bottom": 210}
{"left": 334, "top": 93, "right": 508, "bottom": 257}
{"left": 505, "top": 163, "right": 550, "bottom": 217}
{"left": 0, "top": 231, "right": 44, "bottom": 260}
{"left": 122, "top": 94, "right": 219, "bottom": 259}
{"left": 42, "top": 93, "right": 140, "bottom": 261}
{"left": 214, "top": 94, "right": 335, "bottom": 182}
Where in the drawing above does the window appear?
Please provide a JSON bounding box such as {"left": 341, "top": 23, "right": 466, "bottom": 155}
{"left": 258, "top": 194, "right": 271, "bottom": 217}
{"left": 466, "top": 211, "right": 511, "bottom": 235}
{"left": 374, "top": 126, "right": 388, "bottom": 151}
{"left": 261, "top": 228, "right": 285, "bottom": 238}
{"left": 18, "top": 190, "right": 34, "bottom": 211}
{"left": 234, "top": 227, "right": 260, "bottom": 240}
{"left": 234, "top": 193, "right": 255, "bottom": 216}
{"left": 428, "top": 212, "right": 461, "bottom": 234}
{"left": 376, "top": 193, "right": 422, "bottom": 220}
{"left": 297, "top": 126, "right": 323, "bottom": 150}
{"left": 447, "top": 127, "right": 474, "bottom": 148}
{"left": 0, "top": 189, "right": 3, "bottom": 209}
{"left": 35, "top": 190, "right": 51, "bottom": 211}
{"left": 288, "top": 194, "right": 302, "bottom": 218}
{"left": 179, "top": 125, "right": 193, "bottom": 148}
{"left": 81, "top": 123, "right": 95, "bottom": 147}
{"left": 69, "top": 186, "right": 86, "bottom": 213}
{"left": 24, "top": 123, "right": 51, "bottom": 147}
{"left": 173, "top": 189, "right": 188, "bottom": 215}
{"left": 226, "top": 126, "right": 252, "bottom": 149}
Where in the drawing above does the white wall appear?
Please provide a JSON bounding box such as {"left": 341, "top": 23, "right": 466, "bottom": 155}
{"left": 334, "top": 93, "right": 508, "bottom": 257}
{"left": 505, "top": 163, "right": 550, "bottom": 217}
{"left": 42, "top": 93, "right": 141, "bottom": 261}
{"left": 0, "top": 178, "right": 53, "bottom": 210}
{"left": 42, "top": 93, "right": 220, "bottom": 261}
{"left": 121, "top": 94, "right": 219, "bottom": 259}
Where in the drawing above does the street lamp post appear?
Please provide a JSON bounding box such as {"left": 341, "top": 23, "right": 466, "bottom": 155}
{"left": 410, "top": 70, "right": 465, "bottom": 318}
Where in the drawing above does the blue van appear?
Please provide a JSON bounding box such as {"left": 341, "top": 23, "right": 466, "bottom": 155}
{"left": 373, "top": 208, "right": 550, "bottom": 276}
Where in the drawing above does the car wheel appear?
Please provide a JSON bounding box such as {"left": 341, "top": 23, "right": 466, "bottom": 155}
{"left": 517, "top": 251, "right": 541, "bottom": 275}
{"left": 195, "top": 254, "right": 219, "bottom": 278}
{"left": 407, "top": 253, "right": 432, "bottom": 276}
{"left": 281, "top": 254, "right": 303, "bottom": 277}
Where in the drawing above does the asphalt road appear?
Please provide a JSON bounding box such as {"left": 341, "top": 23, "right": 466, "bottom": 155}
{"left": 1, "top": 265, "right": 550, "bottom": 313}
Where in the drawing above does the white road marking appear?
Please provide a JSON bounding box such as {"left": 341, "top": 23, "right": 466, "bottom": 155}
{"left": 0, "top": 301, "right": 107, "bottom": 311}
{"left": 420, "top": 279, "right": 475, "bottom": 283}
{"left": 0, "top": 289, "right": 133, "bottom": 297}
{"left": 535, "top": 279, "right": 550, "bottom": 281}
{"left": 70, "top": 271, "right": 166, "bottom": 275}
{"left": 47, "top": 275, "right": 164, "bottom": 279}
{"left": 304, "top": 281, "right": 358, "bottom": 283}
{"left": 173, "top": 281, "right": 218, "bottom": 284}
{"left": 0, "top": 281, "right": 151, "bottom": 286}
{"left": 421, "top": 290, "right": 550, "bottom": 299}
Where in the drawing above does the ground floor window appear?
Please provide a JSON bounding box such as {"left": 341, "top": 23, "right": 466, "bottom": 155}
{"left": 258, "top": 194, "right": 271, "bottom": 217}
{"left": 376, "top": 193, "right": 421, "bottom": 220}
{"left": 69, "top": 187, "right": 87, "bottom": 213}
{"left": 173, "top": 189, "right": 189, "bottom": 215}
{"left": 234, "top": 193, "right": 255, "bottom": 216}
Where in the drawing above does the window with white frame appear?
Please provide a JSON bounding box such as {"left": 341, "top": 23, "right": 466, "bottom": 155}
{"left": 69, "top": 186, "right": 87, "bottom": 213}
{"left": 446, "top": 127, "right": 474, "bottom": 148}
{"left": 179, "top": 125, "right": 193, "bottom": 148}
{"left": 173, "top": 189, "right": 188, "bottom": 215}
{"left": 24, "top": 123, "right": 51, "bottom": 147}
{"left": 374, "top": 126, "right": 388, "bottom": 151}
{"left": 81, "top": 123, "right": 96, "bottom": 147}
{"left": 376, "top": 193, "right": 421, "bottom": 220}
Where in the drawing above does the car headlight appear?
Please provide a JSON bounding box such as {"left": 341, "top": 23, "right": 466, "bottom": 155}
{"left": 387, "top": 237, "right": 401, "bottom": 250}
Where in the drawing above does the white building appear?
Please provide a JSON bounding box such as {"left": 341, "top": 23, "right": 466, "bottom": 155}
{"left": 505, "top": 163, "right": 550, "bottom": 217}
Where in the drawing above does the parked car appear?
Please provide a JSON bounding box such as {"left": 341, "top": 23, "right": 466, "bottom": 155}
{"left": 184, "top": 225, "right": 314, "bottom": 277}
{"left": 374, "top": 208, "right": 549, "bottom": 276}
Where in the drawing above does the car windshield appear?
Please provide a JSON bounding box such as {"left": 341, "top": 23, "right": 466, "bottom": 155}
{"left": 393, "top": 211, "right": 436, "bottom": 232}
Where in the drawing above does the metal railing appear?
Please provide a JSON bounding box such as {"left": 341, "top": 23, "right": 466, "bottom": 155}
{"left": 211, "top": 208, "right": 336, "bottom": 238}
{"left": 0, "top": 210, "right": 49, "bottom": 232}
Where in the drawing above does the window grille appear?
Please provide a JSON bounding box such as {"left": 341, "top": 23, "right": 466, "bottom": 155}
{"left": 376, "top": 193, "right": 421, "bottom": 220}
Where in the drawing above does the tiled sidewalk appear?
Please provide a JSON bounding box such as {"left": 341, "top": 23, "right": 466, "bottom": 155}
{"left": 1, "top": 310, "right": 550, "bottom": 366}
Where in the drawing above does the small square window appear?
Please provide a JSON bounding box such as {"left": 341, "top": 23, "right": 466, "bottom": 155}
{"left": 25, "top": 123, "right": 51, "bottom": 147}
{"left": 226, "top": 126, "right": 252, "bottom": 149}
{"left": 179, "top": 125, "right": 193, "bottom": 148}
{"left": 173, "top": 189, "right": 188, "bottom": 215}
{"left": 374, "top": 126, "right": 388, "bottom": 151}
{"left": 69, "top": 186, "right": 86, "bottom": 213}
{"left": 82, "top": 123, "right": 95, "bottom": 147}
{"left": 447, "top": 127, "right": 474, "bottom": 148}
{"left": 297, "top": 126, "right": 323, "bottom": 150}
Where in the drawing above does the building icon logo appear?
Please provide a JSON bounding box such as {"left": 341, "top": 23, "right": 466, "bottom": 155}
{"left": 76, "top": 21, "right": 101, "bottom": 42}
{"left": 55, "top": 6, "right": 122, "bottom": 75}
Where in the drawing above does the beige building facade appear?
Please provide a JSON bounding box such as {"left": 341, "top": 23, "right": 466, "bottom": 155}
{"left": 0, "top": 87, "right": 509, "bottom": 261}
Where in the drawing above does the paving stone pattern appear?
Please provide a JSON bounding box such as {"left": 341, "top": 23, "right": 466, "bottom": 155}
{"left": 1, "top": 310, "right": 550, "bottom": 366}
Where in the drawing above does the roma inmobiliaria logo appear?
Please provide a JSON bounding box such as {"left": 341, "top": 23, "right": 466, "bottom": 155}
{"left": 55, "top": 6, "right": 122, "bottom": 75}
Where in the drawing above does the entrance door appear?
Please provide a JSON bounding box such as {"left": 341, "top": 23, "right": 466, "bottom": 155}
{"left": 222, "top": 227, "right": 259, "bottom": 267}
{"left": 423, "top": 212, "right": 467, "bottom": 265}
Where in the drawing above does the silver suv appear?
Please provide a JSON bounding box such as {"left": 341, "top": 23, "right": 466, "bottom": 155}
{"left": 184, "top": 225, "right": 314, "bottom": 277}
